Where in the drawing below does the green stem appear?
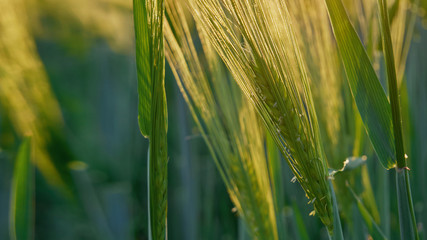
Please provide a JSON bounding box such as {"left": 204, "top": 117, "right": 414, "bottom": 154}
{"left": 376, "top": 0, "right": 418, "bottom": 238}
{"left": 396, "top": 168, "right": 419, "bottom": 240}
{"left": 377, "top": 0, "right": 404, "bottom": 168}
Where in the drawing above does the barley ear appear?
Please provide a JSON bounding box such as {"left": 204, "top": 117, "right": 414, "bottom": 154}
{"left": 133, "top": 0, "right": 168, "bottom": 239}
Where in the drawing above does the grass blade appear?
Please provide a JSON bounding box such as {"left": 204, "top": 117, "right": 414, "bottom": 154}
{"left": 9, "top": 138, "right": 33, "bottom": 240}
{"left": 133, "top": 0, "right": 152, "bottom": 138}
{"left": 376, "top": 0, "right": 419, "bottom": 237}
{"left": 377, "top": 0, "right": 404, "bottom": 170}
{"left": 323, "top": 0, "right": 396, "bottom": 169}
{"left": 133, "top": 0, "right": 168, "bottom": 239}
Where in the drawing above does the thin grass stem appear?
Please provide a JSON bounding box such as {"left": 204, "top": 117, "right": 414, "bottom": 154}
{"left": 376, "top": 0, "right": 419, "bottom": 238}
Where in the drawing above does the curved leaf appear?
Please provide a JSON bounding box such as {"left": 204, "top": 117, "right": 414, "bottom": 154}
{"left": 323, "top": 0, "right": 396, "bottom": 169}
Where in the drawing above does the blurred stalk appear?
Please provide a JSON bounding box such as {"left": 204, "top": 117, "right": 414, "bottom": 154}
{"left": 266, "top": 133, "right": 286, "bottom": 240}
{"left": 238, "top": 217, "right": 251, "bottom": 240}
{"left": 69, "top": 162, "right": 114, "bottom": 240}
{"left": 350, "top": 205, "right": 364, "bottom": 240}
{"left": 290, "top": 202, "right": 309, "bottom": 240}
{"left": 175, "top": 83, "right": 198, "bottom": 240}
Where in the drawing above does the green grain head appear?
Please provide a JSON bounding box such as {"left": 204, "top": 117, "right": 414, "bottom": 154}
{"left": 164, "top": 0, "right": 278, "bottom": 238}
{"left": 188, "top": 0, "right": 334, "bottom": 232}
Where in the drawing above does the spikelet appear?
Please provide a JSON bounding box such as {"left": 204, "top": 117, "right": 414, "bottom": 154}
{"left": 189, "top": 0, "right": 333, "bottom": 231}
{"left": 165, "top": 0, "right": 278, "bottom": 238}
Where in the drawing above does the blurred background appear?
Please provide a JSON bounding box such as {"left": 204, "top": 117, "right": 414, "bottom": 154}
{"left": 0, "top": 0, "right": 426, "bottom": 239}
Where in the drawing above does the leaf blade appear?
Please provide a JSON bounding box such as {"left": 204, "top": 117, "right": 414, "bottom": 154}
{"left": 133, "top": 0, "right": 153, "bottom": 138}
{"left": 9, "top": 138, "right": 33, "bottom": 240}
{"left": 323, "top": 0, "right": 396, "bottom": 169}
{"left": 133, "top": 0, "right": 168, "bottom": 239}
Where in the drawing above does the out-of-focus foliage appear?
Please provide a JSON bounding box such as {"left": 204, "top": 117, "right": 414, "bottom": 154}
{"left": 0, "top": 0, "right": 71, "bottom": 190}
{"left": 26, "top": 0, "right": 134, "bottom": 52}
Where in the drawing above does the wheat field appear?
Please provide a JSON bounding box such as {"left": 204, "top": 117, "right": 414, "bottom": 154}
{"left": 1, "top": 0, "right": 427, "bottom": 239}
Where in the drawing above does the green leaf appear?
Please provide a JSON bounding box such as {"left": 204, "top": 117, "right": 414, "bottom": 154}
{"left": 377, "top": 0, "right": 405, "bottom": 169}
{"left": 9, "top": 138, "right": 33, "bottom": 240}
{"left": 133, "top": 0, "right": 167, "bottom": 138}
{"left": 323, "top": 0, "right": 396, "bottom": 169}
{"left": 133, "top": 0, "right": 151, "bottom": 138}
{"left": 133, "top": 0, "right": 168, "bottom": 239}
{"left": 376, "top": 0, "right": 419, "bottom": 237}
